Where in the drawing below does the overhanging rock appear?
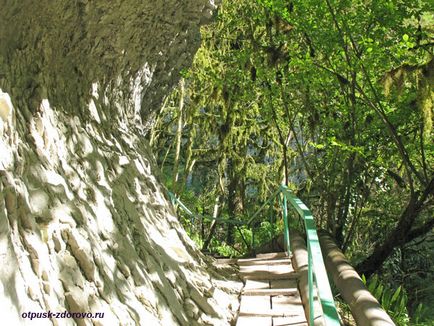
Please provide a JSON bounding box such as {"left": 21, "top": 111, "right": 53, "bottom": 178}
{"left": 0, "top": 1, "right": 242, "bottom": 325}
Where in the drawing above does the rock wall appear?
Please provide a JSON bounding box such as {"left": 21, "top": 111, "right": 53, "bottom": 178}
{"left": 0, "top": 1, "right": 241, "bottom": 325}
{"left": 0, "top": 0, "right": 218, "bottom": 125}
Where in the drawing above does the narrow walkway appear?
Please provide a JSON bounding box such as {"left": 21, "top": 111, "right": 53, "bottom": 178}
{"left": 219, "top": 252, "right": 307, "bottom": 326}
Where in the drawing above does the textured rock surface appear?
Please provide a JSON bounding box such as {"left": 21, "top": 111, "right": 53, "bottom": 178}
{"left": 0, "top": 0, "right": 219, "bottom": 127}
{"left": 0, "top": 1, "right": 241, "bottom": 325}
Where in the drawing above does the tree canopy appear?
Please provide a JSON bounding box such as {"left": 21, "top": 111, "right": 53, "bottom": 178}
{"left": 149, "top": 0, "right": 433, "bottom": 323}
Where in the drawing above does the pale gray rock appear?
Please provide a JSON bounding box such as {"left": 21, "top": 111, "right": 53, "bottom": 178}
{"left": 0, "top": 1, "right": 240, "bottom": 325}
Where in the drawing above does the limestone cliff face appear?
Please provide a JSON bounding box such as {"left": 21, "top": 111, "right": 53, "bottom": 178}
{"left": 0, "top": 0, "right": 218, "bottom": 126}
{"left": 0, "top": 1, "right": 241, "bottom": 325}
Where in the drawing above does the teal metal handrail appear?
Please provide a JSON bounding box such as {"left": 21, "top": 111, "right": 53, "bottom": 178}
{"left": 168, "top": 191, "right": 244, "bottom": 225}
{"left": 246, "top": 188, "right": 281, "bottom": 227}
{"left": 168, "top": 187, "right": 341, "bottom": 325}
{"left": 280, "top": 185, "right": 340, "bottom": 325}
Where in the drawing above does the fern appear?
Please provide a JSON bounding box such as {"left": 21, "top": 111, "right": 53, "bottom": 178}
{"left": 363, "top": 275, "right": 410, "bottom": 326}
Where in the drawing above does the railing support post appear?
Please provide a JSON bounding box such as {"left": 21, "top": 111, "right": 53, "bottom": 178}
{"left": 308, "top": 244, "right": 314, "bottom": 325}
{"left": 282, "top": 194, "right": 291, "bottom": 254}
{"left": 171, "top": 187, "right": 341, "bottom": 325}
{"left": 281, "top": 186, "right": 340, "bottom": 326}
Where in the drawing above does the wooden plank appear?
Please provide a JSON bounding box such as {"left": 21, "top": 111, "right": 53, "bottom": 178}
{"left": 268, "top": 263, "right": 295, "bottom": 274}
{"left": 215, "top": 258, "right": 238, "bottom": 265}
{"left": 240, "top": 264, "right": 271, "bottom": 274}
{"left": 256, "top": 252, "right": 287, "bottom": 259}
{"left": 239, "top": 295, "right": 271, "bottom": 315}
{"left": 239, "top": 310, "right": 305, "bottom": 318}
{"left": 216, "top": 256, "right": 288, "bottom": 265}
{"left": 234, "top": 252, "right": 308, "bottom": 325}
{"left": 236, "top": 316, "right": 272, "bottom": 326}
{"left": 271, "top": 295, "right": 305, "bottom": 316}
{"left": 273, "top": 316, "right": 308, "bottom": 326}
{"left": 244, "top": 279, "right": 270, "bottom": 290}
{"left": 240, "top": 270, "right": 298, "bottom": 280}
{"left": 237, "top": 258, "right": 291, "bottom": 266}
{"left": 243, "top": 288, "right": 298, "bottom": 296}
{"left": 216, "top": 258, "right": 274, "bottom": 266}
{"left": 272, "top": 293, "right": 304, "bottom": 306}
{"left": 270, "top": 279, "right": 298, "bottom": 289}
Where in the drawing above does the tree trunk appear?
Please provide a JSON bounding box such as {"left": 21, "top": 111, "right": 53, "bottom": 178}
{"left": 172, "top": 78, "right": 185, "bottom": 193}
{"left": 226, "top": 160, "right": 243, "bottom": 246}
{"left": 356, "top": 178, "right": 434, "bottom": 277}
{"left": 335, "top": 153, "right": 355, "bottom": 247}
{"left": 203, "top": 195, "right": 223, "bottom": 251}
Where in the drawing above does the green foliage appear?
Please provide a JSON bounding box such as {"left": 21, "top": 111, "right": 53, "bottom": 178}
{"left": 362, "top": 274, "right": 410, "bottom": 325}
{"left": 150, "top": 0, "right": 433, "bottom": 318}
{"left": 209, "top": 239, "right": 241, "bottom": 258}
{"left": 252, "top": 220, "right": 283, "bottom": 248}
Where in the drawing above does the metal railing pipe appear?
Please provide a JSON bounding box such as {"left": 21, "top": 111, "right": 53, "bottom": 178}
{"left": 280, "top": 185, "right": 340, "bottom": 326}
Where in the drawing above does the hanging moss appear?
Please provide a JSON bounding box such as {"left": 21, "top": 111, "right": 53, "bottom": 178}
{"left": 418, "top": 76, "right": 433, "bottom": 139}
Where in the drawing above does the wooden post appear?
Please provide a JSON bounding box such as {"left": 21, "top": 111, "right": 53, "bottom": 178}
{"left": 291, "top": 232, "right": 326, "bottom": 326}
{"left": 319, "top": 233, "right": 396, "bottom": 326}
